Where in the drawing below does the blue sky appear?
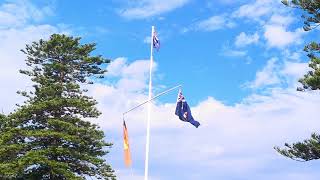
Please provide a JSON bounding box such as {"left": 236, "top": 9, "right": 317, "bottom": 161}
{"left": 1, "top": 0, "right": 320, "bottom": 179}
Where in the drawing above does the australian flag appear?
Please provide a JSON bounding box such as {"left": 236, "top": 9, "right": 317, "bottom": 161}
{"left": 175, "top": 90, "right": 200, "bottom": 128}
{"left": 153, "top": 30, "right": 160, "bottom": 51}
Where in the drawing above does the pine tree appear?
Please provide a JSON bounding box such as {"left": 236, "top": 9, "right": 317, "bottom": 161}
{"left": 275, "top": 133, "right": 320, "bottom": 161}
{"left": 275, "top": 1, "right": 320, "bottom": 161}
{"left": 282, "top": 0, "right": 320, "bottom": 91}
{"left": 299, "top": 42, "right": 320, "bottom": 90}
{"left": 0, "top": 34, "right": 116, "bottom": 179}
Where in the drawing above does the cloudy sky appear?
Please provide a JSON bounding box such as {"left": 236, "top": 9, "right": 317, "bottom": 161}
{"left": 1, "top": 0, "right": 320, "bottom": 179}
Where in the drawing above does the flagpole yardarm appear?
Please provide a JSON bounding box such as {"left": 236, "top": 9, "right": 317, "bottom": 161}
{"left": 123, "top": 84, "right": 182, "bottom": 115}
{"left": 144, "top": 25, "right": 154, "bottom": 180}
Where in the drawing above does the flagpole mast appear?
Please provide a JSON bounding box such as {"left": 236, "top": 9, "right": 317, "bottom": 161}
{"left": 144, "top": 25, "right": 154, "bottom": 180}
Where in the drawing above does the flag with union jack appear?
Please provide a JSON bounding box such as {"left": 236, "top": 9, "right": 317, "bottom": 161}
{"left": 153, "top": 30, "right": 160, "bottom": 51}
{"left": 175, "top": 90, "right": 200, "bottom": 128}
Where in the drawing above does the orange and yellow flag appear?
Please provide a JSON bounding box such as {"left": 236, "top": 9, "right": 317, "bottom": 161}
{"left": 123, "top": 120, "right": 132, "bottom": 167}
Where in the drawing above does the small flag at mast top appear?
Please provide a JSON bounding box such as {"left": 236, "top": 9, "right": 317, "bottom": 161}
{"left": 153, "top": 29, "right": 160, "bottom": 51}
{"left": 123, "top": 120, "right": 132, "bottom": 167}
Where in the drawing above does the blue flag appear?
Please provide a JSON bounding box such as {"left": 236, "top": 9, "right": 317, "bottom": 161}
{"left": 175, "top": 90, "right": 200, "bottom": 128}
{"left": 153, "top": 30, "right": 160, "bottom": 51}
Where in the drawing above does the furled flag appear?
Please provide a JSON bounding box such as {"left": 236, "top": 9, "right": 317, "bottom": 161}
{"left": 123, "top": 120, "right": 132, "bottom": 167}
{"left": 153, "top": 29, "right": 160, "bottom": 51}
{"left": 175, "top": 90, "right": 200, "bottom": 128}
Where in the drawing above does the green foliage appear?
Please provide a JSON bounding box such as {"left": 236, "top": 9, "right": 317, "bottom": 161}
{"left": 275, "top": 133, "right": 320, "bottom": 161}
{"left": 299, "top": 42, "right": 320, "bottom": 90}
{"left": 282, "top": 0, "right": 320, "bottom": 31}
{"left": 282, "top": 0, "right": 320, "bottom": 91}
{"left": 0, "top": 34, "right": 115, "bottom": 179}
{"left": 276, "top": 0, "right": 320, "bottom": 162}
{"left": 0, "top": 114, "right": 6, "bottom": 133}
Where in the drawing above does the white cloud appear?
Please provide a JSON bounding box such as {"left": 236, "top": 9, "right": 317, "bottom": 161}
{"left": 226, "top": 0, "right": 306, "bottom": 52}
{"left": 231, "top": 0, "right": 305, "bottom": 49}
{"left": 107, "top": 58, "right": 154, "bottom": 78}
{"left": 289, "top": 52, "right": 302, "bottom": 61}
{"left": 280, "top": 61, "right": 309, "bottom": 87}
{"left": 245, "top": 54, "right": 309, "bottom": 90}
{"left": 0, "top": 1, "right": 53, "bottom": 28}
{"left": 221, "top": 44, "right": 247, "bottom": 57}
{"left": 232, "top": 0, "right": 281, "bottom": 22}
{"left": 196, "top": 15, "right": 236, "bottom": 31}
{"left": 106, "top": 57, "right": 127, "bottom": 76}
{"left": 233, "top": 0, "right": 272, "bottom": 19}
{"left": 282, "top": 50, "right": 302, "bottom": 61}
{"left": 264, "top": 25, "right": 304, "bottom": 48}
{"left": 281, "top": 61, "right": 308, "bottom": 79}
{"left": 122, "top": 60, "right": 152, "bottom": 78}
{"left": 235, "top": 32, "right": 259, "bottom": 47}
{"left": 269, "top": 14, "right": 295, "bottom": 27}
{"left": 106, "top": 58, "right": 156, "bottom": 92}
{"left": 119, "top": 0, "right": 189, "bottom": 19}
{"left": 263, "top": 12, "right": 305, "bottom": 49}
{"left": 246, "top": 58, "right": 281, "bottom": 89}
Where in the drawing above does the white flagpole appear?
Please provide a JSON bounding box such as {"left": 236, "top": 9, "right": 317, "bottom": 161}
{"left": 144, "top": 26, "right": 154, "bottom": 180}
